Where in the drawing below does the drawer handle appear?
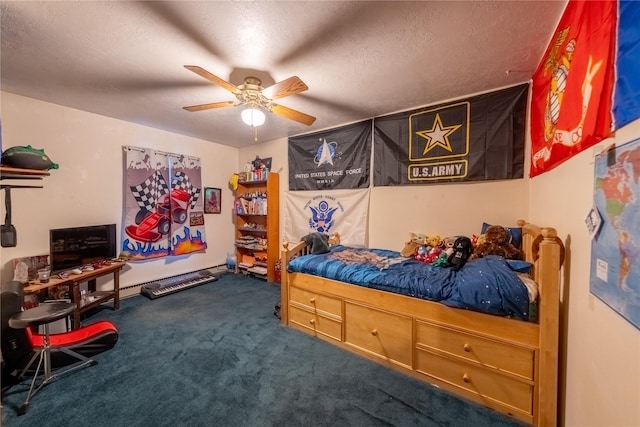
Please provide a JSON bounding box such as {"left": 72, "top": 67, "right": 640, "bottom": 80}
{"left": 309, "top": 319, "right": 315, "bottom": 325}
{"left": 462, "top": 374, "right": 471, "bottom": 383}
{"left": 310, "top": 298, "right": 316, "bottom": 304}
{"left": 371, "top": 329, "right": 378, "bottom": 336}
{"left": 463, "top": 344, "right": 472, "bottom": 352}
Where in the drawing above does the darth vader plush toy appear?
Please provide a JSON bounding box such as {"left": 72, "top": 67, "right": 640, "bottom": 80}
{"left": 448, "top": 236, "right": 473, "bottom": 271}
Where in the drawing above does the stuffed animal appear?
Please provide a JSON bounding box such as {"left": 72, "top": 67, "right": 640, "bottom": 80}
{"left": 470, "top": 225, "right": 521, "bottom": 261}
{"left": 424, "top": 246, "right": 442, "bottom": 263}
{"left": 440, "top": 236, "right": 457, "bottom": 257}
{"left": 414, "top": 245, "right": 429, "bottom": 262}
{"left": 401, "top": 232, "right": 427, "bottom": 257}
{"left": 448, "top": 236, "right": 473, "bottom": 271}
{"left": 419, "top": 235, "right": 441, "bottom": 261}
{"left": 426, "top": 235, "right": 441, "bottom": 248}
{"left": 328, "top": 232, "right": 341, "bottom": 247}
{"left": 431, "top": 251, "right": 451, "bottom": 267}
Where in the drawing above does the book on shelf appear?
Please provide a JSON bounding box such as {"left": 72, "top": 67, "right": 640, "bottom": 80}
{"left": 241, "top": 198, "right": 250, "bottom": 214}
{"left": 234, "top": 196, "right": 267, "bottom": 215}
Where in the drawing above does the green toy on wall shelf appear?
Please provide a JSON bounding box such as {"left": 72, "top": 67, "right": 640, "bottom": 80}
{"left": 1, "top": 145, "right": 59, "bottom": 171}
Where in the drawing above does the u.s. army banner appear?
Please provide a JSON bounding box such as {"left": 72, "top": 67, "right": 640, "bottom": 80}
{"left": 284, "top": 189, "right": 370, "bottom": 247}
{"left": 373, "top": 83, "right": 528, "bottom": 186}
{"left": 288, "top": 120, "right": 372, "bottom": 191}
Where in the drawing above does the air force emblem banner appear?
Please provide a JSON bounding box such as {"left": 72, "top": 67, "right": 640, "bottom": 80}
{"left": 288, "top": 120, "right": 372, "bottom": 191}
{"left": 373, "top": 84, "right": 527, "bottom": 186}
{"left": 284, "top": 189, "right": 370, "bottom": 247}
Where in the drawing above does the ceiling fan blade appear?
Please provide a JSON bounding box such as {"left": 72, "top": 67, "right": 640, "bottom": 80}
{"left": 184, "top": 65, "right": 241, "bottom": 95}
{"left": 270, "top": 104, "right": 316, "bottom": 126}
{"left": 183, "top": 101, "right": 235, "bottom": 112}
{"left": 262, "top": 76, "right": 308, "bottom": 100}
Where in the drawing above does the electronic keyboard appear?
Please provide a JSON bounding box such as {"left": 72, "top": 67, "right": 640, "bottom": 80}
{"left": 140, "top": 270, "right": 217, "bottom": 299}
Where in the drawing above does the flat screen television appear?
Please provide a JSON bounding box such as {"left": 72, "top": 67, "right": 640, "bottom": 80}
{"left": 49, "top": 224, "right": 117, "bottom": 273}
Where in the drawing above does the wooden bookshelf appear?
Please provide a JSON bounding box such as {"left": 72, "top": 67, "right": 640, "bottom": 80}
{"left": 233, "top": 172, "right": 279, "bottom": 282}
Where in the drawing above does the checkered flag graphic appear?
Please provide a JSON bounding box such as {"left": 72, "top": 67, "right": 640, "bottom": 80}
{"left": 130, "top": 170, "right": 169, "bottom": 210}
{"left": 172, "top": 171, "right": 201, "bottom": 210}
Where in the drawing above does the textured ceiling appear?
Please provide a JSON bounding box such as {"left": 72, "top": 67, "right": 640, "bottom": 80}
{"left": 0, "top": 1, "right": 566, "bottom": 148}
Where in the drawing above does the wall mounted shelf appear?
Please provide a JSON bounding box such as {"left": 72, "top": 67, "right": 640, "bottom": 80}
{"left": 1, "top": 165, "right": 50, "bottom": 184}
{"left": 0, "top": 165, "right": 51, "bottom": 247}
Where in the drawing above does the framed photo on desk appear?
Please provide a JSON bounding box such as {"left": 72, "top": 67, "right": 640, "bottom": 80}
{"left": 204, "top": 187, "right": 221, "bottom": 214}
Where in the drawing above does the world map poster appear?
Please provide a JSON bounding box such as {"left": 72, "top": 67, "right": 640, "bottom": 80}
{"left": 590, "top": 138, "right": 640, "bottom": 330}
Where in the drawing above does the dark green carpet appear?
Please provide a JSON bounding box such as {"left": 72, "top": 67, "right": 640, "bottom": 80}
{"left": 2, "top": 273, "right": 527, "bottom": 427}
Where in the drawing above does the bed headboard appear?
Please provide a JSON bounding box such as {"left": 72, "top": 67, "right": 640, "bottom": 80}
{"left": 518, "top": 219, "right": 565, "bottom": 289}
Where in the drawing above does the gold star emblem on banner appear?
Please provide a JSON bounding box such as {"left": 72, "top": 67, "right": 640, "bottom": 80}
{"left": 416, "top": 114, "right": 461, "bottom": 155}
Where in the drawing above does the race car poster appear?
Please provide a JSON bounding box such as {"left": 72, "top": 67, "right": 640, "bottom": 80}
{"left": 122, "top": 146, "right": 207, "bottom": 261}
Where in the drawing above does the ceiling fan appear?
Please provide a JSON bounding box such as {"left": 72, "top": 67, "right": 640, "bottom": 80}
{"left": 182, "top": 65, "right": 316, "bottom": 126}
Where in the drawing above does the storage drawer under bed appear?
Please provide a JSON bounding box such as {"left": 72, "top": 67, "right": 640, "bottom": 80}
{"left": 415, "top": 320, "right": 534, "bottom": 380}
{"left": 415, "top": 348, "right": 533, "bottom": 415}
{"left": 288, "top": 304, "right": 342, "bottom": 341}
{"left": 289, "top": 285, "right": 342, "bottom": 317}
{"left": 344, "top": 301, "right": 412, "bottom": 368}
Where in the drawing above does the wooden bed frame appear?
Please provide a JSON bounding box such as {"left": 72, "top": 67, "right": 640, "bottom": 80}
{"left": 280, "top": 221, "right": 563, "bottom": 426}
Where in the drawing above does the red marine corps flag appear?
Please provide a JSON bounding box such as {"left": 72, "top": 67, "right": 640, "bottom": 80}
{"left": 530, "top": 0, "right": 616, "bottom": 177}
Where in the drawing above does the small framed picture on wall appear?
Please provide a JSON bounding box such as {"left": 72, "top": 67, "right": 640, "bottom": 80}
{"left": 204, "top": 187, "right": 221, "bottom": 214}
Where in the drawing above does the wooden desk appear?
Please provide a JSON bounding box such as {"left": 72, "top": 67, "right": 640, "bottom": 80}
{"left": 24, "top": 262, "right": 125, "bottom": 329}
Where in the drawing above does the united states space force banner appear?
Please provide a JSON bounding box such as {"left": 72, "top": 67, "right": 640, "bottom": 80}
{"left": 122, "top": 146, "right": 207, "bottom": 261}
{"left": 284, "top": 189, "right": 370, "bottom": 247}
{"left": 373, "top": 83, "right": 527, "bottom": 186}
{"left": 288, "top": 120, "right": 371, "bottom": 191}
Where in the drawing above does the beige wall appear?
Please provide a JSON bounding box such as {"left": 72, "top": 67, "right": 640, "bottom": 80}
{"left": 1, "top": 92, "right": 239, "bottom": 297}
{"left": 529, "top": 119, "right": 640, "bottom": 427}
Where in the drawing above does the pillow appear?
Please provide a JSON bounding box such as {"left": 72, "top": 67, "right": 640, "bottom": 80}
{"left": 516, "top": 272, "right": 538, "bottom": 302}
{"left": 481, "top": 222, "right": 522, "bottom": 249}
{"left": 506, "top": 259, "right": 533, "bottom": 273}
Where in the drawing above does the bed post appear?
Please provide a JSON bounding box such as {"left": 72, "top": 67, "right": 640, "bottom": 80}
{"left": 535, "top": 227, "right": 562, "bottom": 427}
{"left": 280, "top": 242, "right": 290, "bottom": 325}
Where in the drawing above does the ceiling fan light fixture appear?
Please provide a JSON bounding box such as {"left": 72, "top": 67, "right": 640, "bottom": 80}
{"left": 241, "top": 107, "right": 265, "bottom": 127}
{"left": 183, "top": 66, "right": 315, "bottom": 126}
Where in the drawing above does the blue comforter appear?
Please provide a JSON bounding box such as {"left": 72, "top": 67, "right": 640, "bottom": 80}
{"left": 287, "top": 245, "right": 531, "bottom": 320}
